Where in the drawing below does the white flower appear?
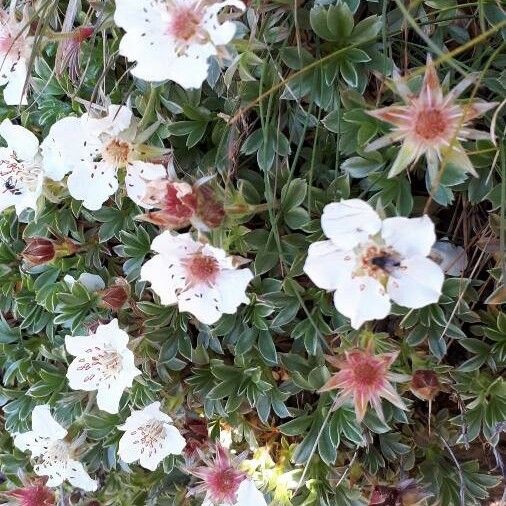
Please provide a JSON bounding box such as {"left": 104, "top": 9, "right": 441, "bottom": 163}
{"left": 40, "top": 105, "right": 167, "bottom": 210}
{"left": 0, "top": 119, "right": 43, "bottom": 215}
{"left": 140, "top": 232, "right": 253, "bottom": 325}
{"left": 64, "top": 272, "right": 106, "bottom": 291}
{"left": 114, "top": 0, "right": 245, "bottom": 89}
{"left": 117, "top": 401, "right": 186, "bottom": 470}
{"left": 65, "top": 319, "right": 141, "bottom": 414}
{"left": 13, "top": 405, "right": 97, "bottom": 491}
{"left": 0, "top": 10, "right": 33, "bottom": 105}
{"left": 303, "top": 199, "right": 444, "bottom": 329}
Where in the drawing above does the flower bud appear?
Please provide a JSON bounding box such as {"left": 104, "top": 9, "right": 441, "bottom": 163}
{"left": 410, "top": 369, "right": 440, "bottom": 401}
{"left": 98, "top": 279, "right": 130, "bottom": 311}
{"left": 22, "top": 238, "right": 55, "bottom": 266}
{"left": 22, "top": 237, "right": 79, "bottom": 266}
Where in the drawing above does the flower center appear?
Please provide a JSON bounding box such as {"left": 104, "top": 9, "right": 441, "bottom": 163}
{"left": 206, "top": 468, "right": 244, "bottom": 503}
{"left": 78, "top": 348, "right": 123, "bottom": 383}
{"left": 36, "top": 440, "right": 70, "bottom": 469}
{"left": 102, "top": 138, "right": 132, "bottom": 166}
{"left": 352, "top": 361, "right": 383, "bottom": 387}
{"left": 183, "top": 253, "right": 220, "bottom": 285}
{"left": 414, "top": 108, "right": 447, "bottom": 140}
{"left": 133, "top": 420, "right": 167, "bottom": 457}
{"left": 357, "top": 244, "right": 401, "bottom": 279}
{"left": 168, "top": 6, "right": 203, "bottom": 42}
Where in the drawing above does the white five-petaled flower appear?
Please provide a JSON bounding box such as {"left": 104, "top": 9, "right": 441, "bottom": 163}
{"left": 0, "top": 10, "right": 33, "bottom": 105}
{"left": 40, "top": 105, "right": 167, "bottom": 210}
{"left": 0, "top": 119, "right": 43, "bottom": 215}
{"left": 303, "top": 199, "right": 444, "bottom": 329}
{"left": 114, "top": 0, "right": 245, "bottom": 89}
{"left": 65, "top": 319, "right": 141, "bottom": 414}
{"left": 13, "top": 405, "right": 97, "bottom": 491}
{"left": 117, "top": 402, "right": 186, "bottom": 470}
{"left": 140, "top": 232, "right": 253, "bottom": 325}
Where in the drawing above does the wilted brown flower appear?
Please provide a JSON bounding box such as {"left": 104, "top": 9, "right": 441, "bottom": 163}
{"left": 410, "top": 369, "right": 440, "bottom": 401}
{"left": 138, "top": 179, "right": 225, "bottom": 231}
{"left": 4, "top": 476, "right": 55, "bottom": 506}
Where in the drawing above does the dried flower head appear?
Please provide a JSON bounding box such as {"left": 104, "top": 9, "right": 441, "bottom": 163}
{"left": 3, "top": 476, "right": 55, "bottom": 506}
{"left": 366, "top": 56, "right": 497, "bottom": 178}
{"left": 320, "top": 348, "right": 407, "bottom": 422}
{"left": 139, "top": 179, "right": 225, "bottom": 231}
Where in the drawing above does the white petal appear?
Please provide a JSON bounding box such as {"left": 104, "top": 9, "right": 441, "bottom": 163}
{"left": 387, "top": 256, "right": 444, "bottom": 309}
{"left": 34, "top": 459, "right": 66, "bottom": 487}
{"left": 0, "top": 119, "right": 38, "bottom": 161}
{"left": 2, "top": 60, "right": 28, "bottom": 105}
{"left": 114, "top": 0, "right": 167, "bottom": 33}
{"left": 151, "top": 231, "right": 200, "bottom": 257}
{"left": 214, "top": 268, "right": 253, "bottom": 314}
{"left": 430, "top": 240, "right": 467, "bottom": 276}
{"left": 94, "top": 319, "right": 129, "bottom": 351}
{"left": 83, "top": 105, "right": 133, "bottom": 137}
{"left": 334, "top": 276, "right": 391, "bottom": 329}
{"left": 235, "top": 479, "right": 267, "bottom": 506}
{"left": 141, "top": 401, "right": 172, "bottom": 423}
{"left": 204, "top": 0, "right": 245, "bottom": 45}
{"left": 65, "top": 334, "right": 104, "bottom": 357}
{"left": 118, "top": 428, "right": 141, "bottom": 464}
{"left": 66, "top": 162, "right": 119, "bottom": 210}
{"left": 140, "top": 254, "right": 186, "bottom": 306}
{"left": 96, "top": 380, "right": 128, "bottom": 414}
{"left": 321, "top": 199, "right": 382, "bottom": 249}
{"left": 381, "top": 215, "right": 436, "bottom": 258}
{"left": 13, "top": 431, "right": 45, "bottom": 456}
{"left": 41, "top": 116, "right": 100, "bottom": 181}
{"left": 178, "top": 285, "right": 223, "bottom": 325}
{"left": 125, "top": 161, "right": 167, "bottom": 207}
{"left": 31, "top": 405, "right": 67, "bottom": 440}
{"left": 303, "top": 240, "right": 355, "bottom": 290}
{"left": 66, "top": 460, "right": 98, "bottom": 491}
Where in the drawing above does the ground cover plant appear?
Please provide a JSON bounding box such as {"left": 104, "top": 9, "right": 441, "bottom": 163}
{"left": 0, "top": 0, "right": 504, "bottom": 504}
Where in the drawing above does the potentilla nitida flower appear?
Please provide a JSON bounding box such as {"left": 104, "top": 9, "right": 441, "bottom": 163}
{"left": 319, "top": 348, "right": 407, "bottom": 422}
{"left": 0, "top": 8, "right": 33, "bottom": 104}
{"left": 12, "top": 405, "right": 97, "bottom": 491}
{"left": 65, "top": 319, "right": 141, "bottom": 414}
{"left": 117, "top": 402, "right": 186, "bottom": 470}
{"left": 365, "top": 56, "right": 497, "bottom": 178}
{"left": 40, "top": 105, "right": 169, "bottom": 210}
{"left": 191, "top": 445, "right": 267, "bottom": 506}
{"left": 114, "top": 0, "right": 245, "bottom": 89}
{"left": 303, "top": 199, "right": 444, "bottom": 329}
{"left": 139, "top": 178, "right": 225, "bottom": 231}
{"left": 140, "top": 232, "right": 253, "bottom": 325}
{"left": 3, "top": 476, "right": 55, "bottom": 506}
